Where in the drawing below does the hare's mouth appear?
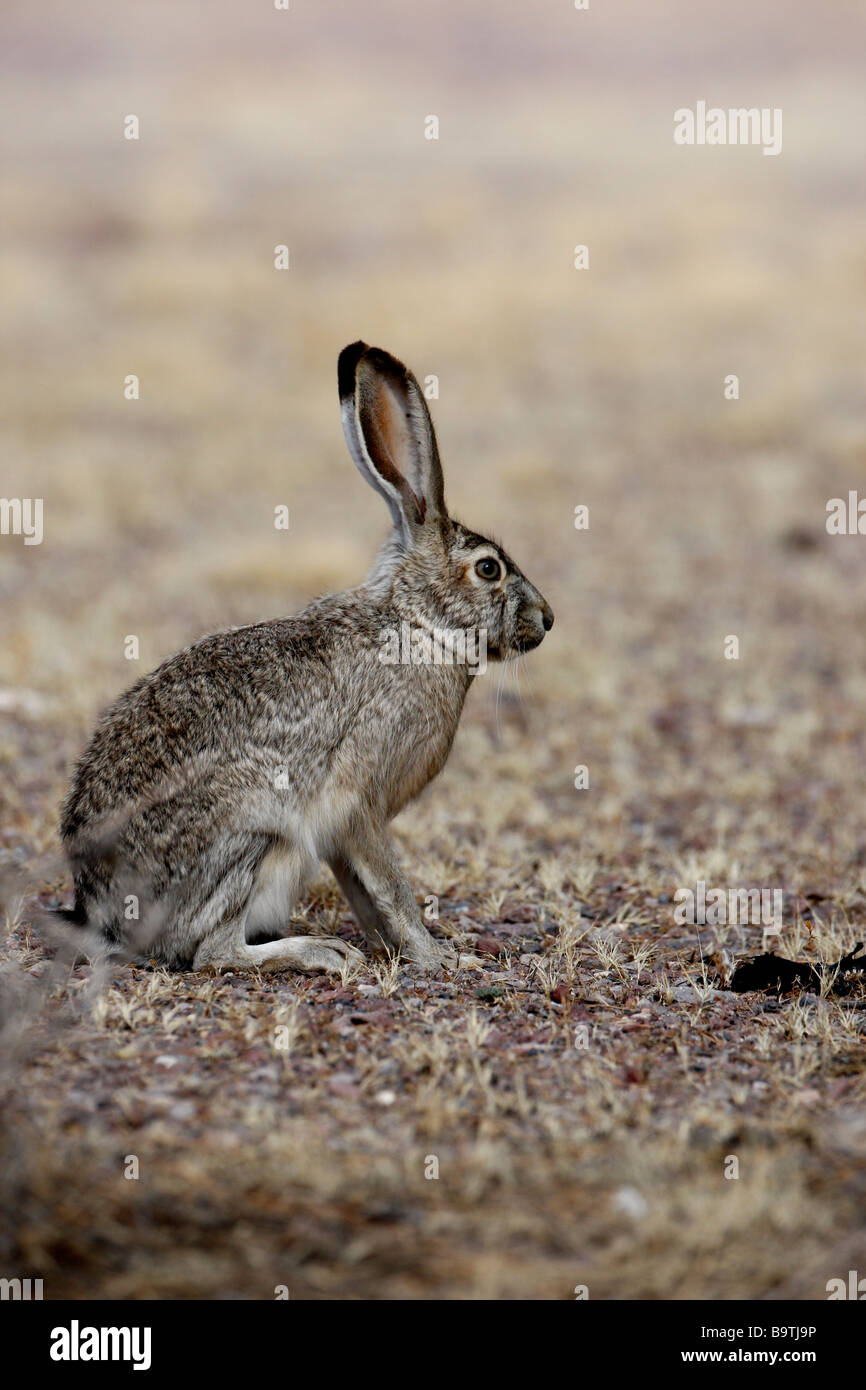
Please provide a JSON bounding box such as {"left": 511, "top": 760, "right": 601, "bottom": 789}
{"left": 513, "top": 600, "right": 553, "bottom": 654}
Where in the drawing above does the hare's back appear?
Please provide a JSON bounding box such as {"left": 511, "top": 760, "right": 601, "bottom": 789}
{"left": 61, "top": 617, "right": 341, "bottom": 840}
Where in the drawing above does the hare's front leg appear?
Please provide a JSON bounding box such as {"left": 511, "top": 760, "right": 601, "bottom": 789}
{"left": 328, "top": 831, "right": 447, "bottom": 970}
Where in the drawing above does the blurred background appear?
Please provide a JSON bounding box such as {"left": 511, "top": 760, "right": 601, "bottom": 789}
{"left": 2, "top": 0, "right": 866, "bottom": 1300}
{"left": 2, "top": 1, "right": 865, "bottom": 801}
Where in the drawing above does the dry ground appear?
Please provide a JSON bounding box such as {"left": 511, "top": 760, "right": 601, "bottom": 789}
{"left": 1, "top": 0, "right": 865, "bottom": 1299}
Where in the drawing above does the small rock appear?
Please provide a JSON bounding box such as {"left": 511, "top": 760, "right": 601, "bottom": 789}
{"left": 619, "top": 1012, "right": 651, "bottom": 1032}
{"left": 672, "top": 984, "right": 697, "bottom": 1003}
{"left": 328, "top": 1078, "right": 358, "bottom": 1099}
{"left": 613, "top": 1186, "right": 648, "bottom": 1219}
{"left": 475, "top": 934, "right": 507, "bottom": 957}
{"left": 591, "top": 926, "right": 628, "bottom": 945}
{"left": 489, "top": 920, "right": 534, "bottom": 938}
{"left": 499, "top": 899, "right": 536, "bottom": 924}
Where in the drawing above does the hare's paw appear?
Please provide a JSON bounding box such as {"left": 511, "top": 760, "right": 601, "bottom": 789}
{"left": 400, "top": 940, "right": 484, "bottom": 974}
{"left": 435, "top": 945, "right": 485, "bottom": 973}
{"left": 272, "top": 936, "right": 364, "bottom": 975}
{"left": 210, "top": 934, "right": 365, "bottom": 975}
{"left": 455, "top": 951, "right": 485, "bottom": 971}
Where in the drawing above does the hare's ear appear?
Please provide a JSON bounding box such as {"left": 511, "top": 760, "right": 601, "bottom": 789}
{"left": 338, "top": 341, "right": 446, "bottom": 543}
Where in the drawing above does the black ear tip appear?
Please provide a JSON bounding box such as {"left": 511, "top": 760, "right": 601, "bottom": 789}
{"left": 337, "top": 341, "right": 370, "bottom": 398}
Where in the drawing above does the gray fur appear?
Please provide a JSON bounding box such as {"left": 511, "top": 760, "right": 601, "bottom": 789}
{"left": 60, "top": 342, "right": 553, "bottom": 974}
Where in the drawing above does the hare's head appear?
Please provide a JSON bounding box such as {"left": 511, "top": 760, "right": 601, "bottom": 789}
{"left": 339, "top": 342, "right": 553, "bottom": 661}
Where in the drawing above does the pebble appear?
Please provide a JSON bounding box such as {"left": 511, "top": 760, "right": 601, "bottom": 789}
{"left": 613, "top": 1186, "right": 648, "bottom": 1219}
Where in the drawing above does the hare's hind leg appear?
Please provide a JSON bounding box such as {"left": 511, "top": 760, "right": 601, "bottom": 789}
{"left": 188, "top": 836, "right": 361, "bottom": 974}
{"left": 193, "top": 914, "right": 360, "bottom": 974}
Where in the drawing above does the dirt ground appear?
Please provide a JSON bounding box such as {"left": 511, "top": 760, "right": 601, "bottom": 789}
{"left": 1, "top": 0, "right": 865, "bottom": 1299}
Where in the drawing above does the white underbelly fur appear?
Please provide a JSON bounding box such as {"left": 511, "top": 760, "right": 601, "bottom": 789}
{"left": 245, "top": 843, "right": 309, "bottom": 934}
{"left": 244, "top": 787, "right": 358, "bottom": 934}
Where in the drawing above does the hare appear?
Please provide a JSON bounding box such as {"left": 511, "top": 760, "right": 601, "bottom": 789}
{"left": 59, "top": 343, "right": 553, "bottom": 975}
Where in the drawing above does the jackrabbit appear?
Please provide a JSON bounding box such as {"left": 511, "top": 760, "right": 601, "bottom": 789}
{"left": 60, "top": 343, "right": 553, "bottom": 974}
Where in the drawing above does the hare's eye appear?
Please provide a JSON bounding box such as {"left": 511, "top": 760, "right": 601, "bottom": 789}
{"left": 475, "top": 557, "right": 502, "bottom": 582}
